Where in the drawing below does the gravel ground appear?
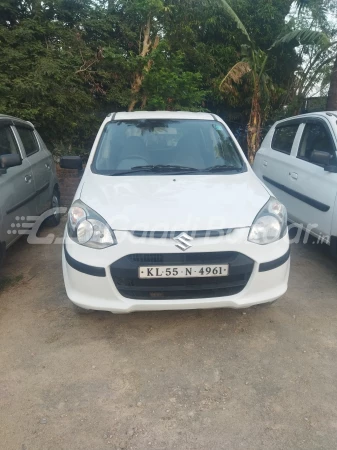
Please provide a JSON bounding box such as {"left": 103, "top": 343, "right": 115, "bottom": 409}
{"left": 1, "top": 220, "right": 337, "bottom": 450}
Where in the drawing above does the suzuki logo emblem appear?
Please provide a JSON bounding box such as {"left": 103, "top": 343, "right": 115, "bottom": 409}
{"left": 173, "top": 232, "right": 193, "bottom": 251}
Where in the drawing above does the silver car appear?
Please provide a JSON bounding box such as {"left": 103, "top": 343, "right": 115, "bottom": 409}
{"left": 0, "top": 115, "right": 60, "bottom": 265}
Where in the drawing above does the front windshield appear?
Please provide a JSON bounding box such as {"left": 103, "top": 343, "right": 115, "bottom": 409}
{"left": 92, "top": 119, "right": 245, "bottom": 175}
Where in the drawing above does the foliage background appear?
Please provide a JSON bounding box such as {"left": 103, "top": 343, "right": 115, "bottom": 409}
{"left": 0, "top": 0, "right": 335, "bottom": 156}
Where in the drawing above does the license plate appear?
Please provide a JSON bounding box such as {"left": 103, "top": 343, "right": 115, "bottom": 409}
{"left": 138, "top": 264, "right": 229, "bottom": 279}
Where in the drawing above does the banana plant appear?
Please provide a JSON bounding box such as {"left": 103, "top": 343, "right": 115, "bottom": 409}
{"left": 216, "top": 0, "right": 328, "bottom": 163}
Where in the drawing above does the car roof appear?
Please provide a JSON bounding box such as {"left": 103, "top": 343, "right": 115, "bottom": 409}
{"left": 0, "top": 114, "right": 34, "bottom": 127}
{"left": 275, "top": 111, "right": 337, "bottom": 126}
{"left": 109, "top": 111, "right": 215, "bottom": 121}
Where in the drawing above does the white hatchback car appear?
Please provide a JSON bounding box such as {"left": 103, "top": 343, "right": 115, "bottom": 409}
{"left": 61, "top": 111, "right": 290, "bottom": 313}
{"left": 254, "top": 111, "right": 337, "bottom": 256}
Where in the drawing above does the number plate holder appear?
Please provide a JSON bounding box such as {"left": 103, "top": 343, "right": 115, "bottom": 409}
{"left": 138, "top": 264, "right": 229, "bottom": 279}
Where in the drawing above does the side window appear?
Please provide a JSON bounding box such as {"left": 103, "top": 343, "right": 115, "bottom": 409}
{"left": 297, "top": 122, "right": 336, "bottom": 163}
{"left": 35, "top": 131, "right": 48, "bottom": 151}
{"left": 271, "top": 124, "right": 299, "bottom": 155}
{"left": 16, "top": 127, "right": 39, "bottom": 157}
{"left": 0, "top": 126, "right": 20, "bottom": 156}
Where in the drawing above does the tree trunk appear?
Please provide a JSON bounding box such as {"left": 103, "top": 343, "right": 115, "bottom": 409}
{"left": 128, "top": 18, "right": 159, "bottom": 112}
{"left": 247, "top": 87, "right": 262, "bottom": 165}
{"left": 327, "top": 54, "right": 337, "bottom": 111}
{"left": 128, "top": 73, "right": 143, "bottom": 112}
{"left": 140, "top": 95, "right": 148, "bottom": 109}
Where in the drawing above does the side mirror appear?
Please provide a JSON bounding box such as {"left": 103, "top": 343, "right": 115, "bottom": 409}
{"left": 325, "top": 165, "right": 337, "bottom": 173}
{"left": 310, "top": 150, "right": 337, "bottom": 173}
{"left": 310, "top": 150, "right": 332, "bottom": 167}
{"left": 60, "top": 156, "right": 83, "bottom": 170}
{"left": 0, "top": 153, "right": 22, "bottom": 174}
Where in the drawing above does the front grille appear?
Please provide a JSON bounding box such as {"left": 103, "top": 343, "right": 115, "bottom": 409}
{"left": 110, "top": 252, "right": 254, "bottom": 300}
{"left": 131, "top": 229, "right": 233, "bottom": 239}
{"left": 129, "top": 254, "right": 164, "bottom": 264}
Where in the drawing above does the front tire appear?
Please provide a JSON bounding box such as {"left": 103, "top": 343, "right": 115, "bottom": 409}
{"left": 45, "top": 189, "right": 61, "bottom": 227}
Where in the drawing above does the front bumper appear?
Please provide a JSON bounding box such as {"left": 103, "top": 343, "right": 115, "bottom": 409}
{"left": 62, "top": 228, "right": 290, "bottom": 313}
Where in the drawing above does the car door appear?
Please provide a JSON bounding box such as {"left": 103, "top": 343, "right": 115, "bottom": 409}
{"left": 284, "top": 118, "right": 337, "bottom": 239}
{"left": 254, "top": 119, "right": 302, "bottom": 212}
{"left": 0, "top": 122, "right": 37, "bottom": 248}
{"left": 14, "top": 123, "right": 52, "bottom": 215}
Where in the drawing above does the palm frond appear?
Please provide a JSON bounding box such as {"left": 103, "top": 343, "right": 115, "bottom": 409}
{"left": 219, "top": 61, "right": 252, "bottom": 94}
{"left": 295, "top": 0, "right": 308, "bottom": 12}
{"left": 212, "top": 0, "right": 251, "bottom": 42}
{"left": 301, "top": 54, "right": 337, "bottom": 97}
{"left": 295, "top": 0, "right": 329, "bottom": 22}
{"left": 270, "top": 29, "right": 329, "bottom": 50}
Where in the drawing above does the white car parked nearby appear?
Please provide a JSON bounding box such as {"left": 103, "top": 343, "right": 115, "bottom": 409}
{"left": 60, "top": 111, "right": 290, "bottom": 313}
{"left": 254, "top": 111, "right": 337, "bottom": 256}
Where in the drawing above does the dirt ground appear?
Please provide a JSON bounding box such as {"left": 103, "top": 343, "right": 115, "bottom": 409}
{"left": 1, "top": 219, "right": 337, "bottom": 450}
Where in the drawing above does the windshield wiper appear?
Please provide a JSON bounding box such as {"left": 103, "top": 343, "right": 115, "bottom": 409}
{"left": 204, "top": 164, "right": 243, "bottom": 173}
{"left": 111, "top": 167, "right": 155, "bottom": 176}
{"left": 109, "top": 165, "right": 199, "bottom": 176}
{"left": 110, "top": 164, "right": 242, "bottom": 176}
{"left": 131, "top": 164, "right": 199, "bottom": 173}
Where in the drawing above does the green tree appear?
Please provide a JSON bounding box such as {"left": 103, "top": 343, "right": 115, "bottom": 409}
{"left": 0, "top": 0, "right": 335, "bottom": 158}
{"left": 0, "top": 0, "right": 103, "bottom": 153}
{"left": 296, "top": 0, "right": 337, "bottom": 109}
{"left": 142, "top": 47, "right": 206, "bottom": 110}
{"left": 76, "top": 0, "right": 206, "bottom": 112}
{"left": 217, "top": 0, "right": 328, "bottom": 163}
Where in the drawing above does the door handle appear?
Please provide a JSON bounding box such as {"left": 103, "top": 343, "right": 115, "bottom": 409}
{"left": 263, "top": 160, "right": 268, "bottom": 167}
{"left": 45, "top": 163, "right": 51, "bottom": 170}
{"left": 289, "top": 172, "right": 298, "bottom": 180}
{"left": 24, "top": 174, "right": 32, "bottom": 183}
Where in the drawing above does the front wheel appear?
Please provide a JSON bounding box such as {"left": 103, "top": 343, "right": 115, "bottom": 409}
{"left": 45, "top": 189, "right": 61, "bottom": 227}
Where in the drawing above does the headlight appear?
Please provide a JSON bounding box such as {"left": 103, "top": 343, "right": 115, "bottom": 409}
{"left": 67, "top": 200, "right": 117, "bottom": 249}
{"left": 248, "top": 197, "right": 287, "bottom": 245}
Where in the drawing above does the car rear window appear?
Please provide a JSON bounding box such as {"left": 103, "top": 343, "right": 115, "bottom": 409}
{"left": 271, "top": 125, "right": 299, "bottom": 155}
{"left": 16, "top": 127, "right": 39, "bottom": 157}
